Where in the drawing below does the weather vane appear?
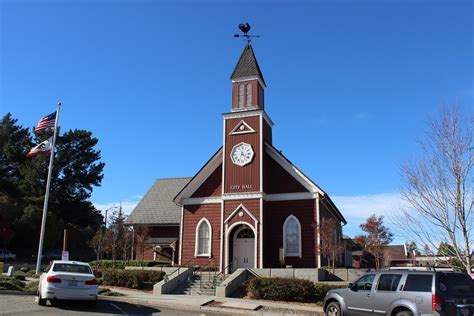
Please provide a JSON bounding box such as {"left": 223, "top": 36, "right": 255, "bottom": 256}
{"left": 234, "top": 23, "right": 260, "bottom": 44}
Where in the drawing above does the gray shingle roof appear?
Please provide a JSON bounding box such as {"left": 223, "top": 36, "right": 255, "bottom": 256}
{"left": 230, "top": 44, "right": 266, "bottom": 86}
{"left": 126, "top": 177, "right": 191, "bottom": 225}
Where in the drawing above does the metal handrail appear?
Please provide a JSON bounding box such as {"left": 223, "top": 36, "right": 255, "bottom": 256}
{"left": 165, "top": 257, "right": 196, "bottom": 283}
{"left": 199, "top": 257, "right": 216, "bottom": 290}
{"left": 212, "top": 259, "right": 235, "bottom": 287}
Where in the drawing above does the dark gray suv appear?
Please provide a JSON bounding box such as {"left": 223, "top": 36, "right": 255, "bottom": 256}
{"left": 323, "top": 269, "right": 474, "bottom": 316}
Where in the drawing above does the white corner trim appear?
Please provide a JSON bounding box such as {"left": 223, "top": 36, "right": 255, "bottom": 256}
{"left": 224, "top": 203, "right": 259, "bottom": 224}
{"left": 182, "top": 197, "right": 222, "bottom": 205}
{"left": 316, "top": 195, "right": 321, "bottom": 268}
{"left": 179, "top": 205, "right": 184, "bottom": 265}
{"left": 259, "top": 115, "right": 263, "bottom": 269}
{"left": 283, "top": 215, "right": 302, "bottom": 258}
{"left": 229, "top": 120, "right": 256, "bottom": 135}
{"left": 195, "top": 218, "right": 212, "bottom": 258}
{"left": 265, "top": 144, "right": 324, "bottom": 195}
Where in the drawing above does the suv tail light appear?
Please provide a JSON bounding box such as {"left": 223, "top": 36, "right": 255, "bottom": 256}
{"left": 432, "top": 294, "right": 442, "bottom": 311}
{"left": 46, "top": 276, "right": 62, "bottom": 283}
{"left": 85, "top": 279, "right": 97, "bottom": 285}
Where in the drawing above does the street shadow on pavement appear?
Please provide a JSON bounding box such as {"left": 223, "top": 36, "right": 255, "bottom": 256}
{"left": 45, "top": 299, "right": 161, "bottom": 314}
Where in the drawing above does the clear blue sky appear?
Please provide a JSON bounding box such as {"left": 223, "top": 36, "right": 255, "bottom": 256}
{"left": 1, "top": 0, "right": 472, "bottom": 241}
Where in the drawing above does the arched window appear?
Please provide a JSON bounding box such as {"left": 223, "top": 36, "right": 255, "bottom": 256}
{"left": 246, "top": 83, "right": 252, "bottom": 107}
{"left": 283, "top": 215, "right": 302, "bottom": 257}
{"left": 238, "top": 84, "right": 245, "bottom": 108}
{"left": 195, "top": 218, "right": 212, "bottom": 257}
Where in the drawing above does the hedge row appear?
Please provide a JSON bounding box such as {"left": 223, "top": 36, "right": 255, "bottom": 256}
{"left": 245, "top": 277, "right": 346, "bottom": 302}
{"left": 98, "top": 269, "right": 165, "bottom": 290}
{"left": 90, "top": 260, "right": 170, "bottom": 269}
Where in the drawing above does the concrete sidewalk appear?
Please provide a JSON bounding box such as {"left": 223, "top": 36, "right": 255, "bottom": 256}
{"left": 100, "top": 287, "right": 324, "bottom": 315}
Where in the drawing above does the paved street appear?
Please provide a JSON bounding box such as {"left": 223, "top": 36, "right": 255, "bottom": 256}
{"left": 0, "top": 294, "right": 223, "bottom": 315}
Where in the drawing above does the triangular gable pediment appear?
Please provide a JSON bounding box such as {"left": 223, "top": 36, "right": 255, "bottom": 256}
{"left": 174, "top": 147, "right": 222, "bottom": 205}
{"left": 229, "top": 120, "right": 256, "bottom": 135}
{"left": 224, "top": 203, "right": 258, "bottom": 224}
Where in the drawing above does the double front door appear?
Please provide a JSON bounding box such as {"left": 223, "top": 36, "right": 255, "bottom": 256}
{"left": 232, "top": 227, "right": 255, "bottom": 272}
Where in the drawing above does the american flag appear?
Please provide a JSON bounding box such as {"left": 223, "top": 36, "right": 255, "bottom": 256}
{"left": 34, "top": 112, "right": 57, "bottom": 133}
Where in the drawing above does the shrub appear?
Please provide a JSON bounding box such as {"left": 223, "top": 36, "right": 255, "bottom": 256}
{"left": 89, "top": 260, "right": 170, "bottom": 269}
{"left": 0, "top": 276, "right": 25, "bottom": 291}
{"left": 13, "top": 271, "right": 26, "bottom": 281}
{"left": 245, "top": 277, "right": 316, "bottom": 302}
{"left": 24, "top": 281, "right": 39, "bottom": 292}
{"left": 313, "top": 283, "right": 347, "bottom": 301}
{"left": 100, "top": 269, "right": 165, "bottom": 290}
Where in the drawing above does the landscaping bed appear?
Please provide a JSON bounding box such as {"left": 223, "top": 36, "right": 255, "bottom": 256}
{"left": 90, "top": 260, "right": 170, "bottom": 269}
{"left": 244, "top": 277, "right": 347, "bottom": 304}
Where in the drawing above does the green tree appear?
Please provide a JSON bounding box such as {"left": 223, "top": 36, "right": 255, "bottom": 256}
{"left": 0, "top": 113, "right": 105, "bottom": 256}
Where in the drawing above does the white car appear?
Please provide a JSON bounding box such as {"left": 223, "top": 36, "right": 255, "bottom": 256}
{"left": 37, "top": 260, "right": 98, "bottom": 306}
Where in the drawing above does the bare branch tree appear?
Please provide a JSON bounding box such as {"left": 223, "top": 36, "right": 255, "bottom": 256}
{"left": 315, "top": 217, "right": 345, "bottom": 271}
{"left": 394, "top": 104, "right": 473, "bottom": 272}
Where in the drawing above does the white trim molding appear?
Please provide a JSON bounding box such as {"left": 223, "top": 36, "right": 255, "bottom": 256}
{"left": 229, "top": 120, "right": 256, "bottom": 135}
{"left": 225, "top": 221, "right": 258, "bottom": 273}
{"left": 195, "top": 218, "right": 212, "bottom": 258}
{"left": 182, "top": 197, "right": 222, "bottom": 205}
{"left": 179, "top": 206, "right": 184, "bottom": 265}
{"left": 266, "top": 192, "right": 318, "bottom": 201}
{"left": 224, "top": 203, "right": 259, "bottom": 224}
{"left": 223, "top": 110, "right": 274, "bottom": 128}
{"left": 222, "top": 192, "right": 263, "bottom": 201}
{"left": 283, "top": 215, "right": 302, "bottom": 258}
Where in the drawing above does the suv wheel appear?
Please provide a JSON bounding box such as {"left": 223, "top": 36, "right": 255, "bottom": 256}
{"left": 326, "top": 302, "right": 342, "bottom": 316}
{"left": 396, "top": 311, "right": 413, "bottom": 316}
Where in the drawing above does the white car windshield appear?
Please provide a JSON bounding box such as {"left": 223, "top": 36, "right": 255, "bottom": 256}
{"left": 53, "top": 263, "right": 92, "bottom": 274}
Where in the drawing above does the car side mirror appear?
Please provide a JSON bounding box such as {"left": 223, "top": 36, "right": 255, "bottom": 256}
{"left": 349, "top": 283, "right": 358, "bottom": 291}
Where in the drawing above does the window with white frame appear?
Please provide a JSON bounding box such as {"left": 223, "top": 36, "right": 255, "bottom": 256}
{"left": 195, "top": 218, "right": 212, "bottom": 256}
{"left": 283, "top": 215, "right": 302, "bottom": 257}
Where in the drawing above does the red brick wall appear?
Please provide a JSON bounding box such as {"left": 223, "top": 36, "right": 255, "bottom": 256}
{"left": 263, "top": 200, "right": 316, "bottom": 268}
{"left": 181, "top": 203, "right": 221, "bottom": 267}
{"left": 263, "top": 153, "right": 308, "bottom": 194}
{"left": 192, "top": 165, "right": 222, "bottom": 197}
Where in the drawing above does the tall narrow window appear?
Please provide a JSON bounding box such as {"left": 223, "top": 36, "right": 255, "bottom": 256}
{"left": 283, "top": 215, "right": 302, "bottom": 257}
{"left": 238, "top": 84, "right": 245, "bottom": 108}
{"left": 195, "top": 218, "right": 212, "bottom": 256}
{"left": 246, "top": 83, "right": 252, "bottom": 107}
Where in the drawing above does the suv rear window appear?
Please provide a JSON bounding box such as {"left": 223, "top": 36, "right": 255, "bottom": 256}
{"left": 437, "top": 272, "right": 474, "bottom": 295}
{"left": 403, "top": 274, "right": 433, "bottom": 292}
{"left": 53, "top": 263, "right": 92, "bottom": 274}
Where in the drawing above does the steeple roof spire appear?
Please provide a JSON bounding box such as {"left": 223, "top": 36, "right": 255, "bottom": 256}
{"left": 230, "top": 44, "right": 266, "bottom": 87}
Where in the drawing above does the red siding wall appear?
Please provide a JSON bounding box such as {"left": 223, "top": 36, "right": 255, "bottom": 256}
{"left": 232, "top": 80, "right": 263, "bottom": 111}
{"left": 181, "top": 204, "right": 221, "bottom": 267}
{"left": 192, "top": 165, "right": 222, "bottom": 197}
{"left": 224, "top": 116, "right": 261, "bottom": 193}
{"left": 263, "top": 120, "right": 272, "bottom": 144}
{"left": 134, "top": 226, "right": 179, "bottom": 262}
{"left": 263, "top": 200, "right": 316, "bottom": 268}
{"left": 263, "top": 153, "right": 308, "bottom": 194}
{"left": 319, "top": 200, "right": 344, "bottom": 266}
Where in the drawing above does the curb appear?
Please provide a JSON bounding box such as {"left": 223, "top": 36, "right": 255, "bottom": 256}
{"left": 0, "top": 290, "right": 36, "bottom": 296}
{"left": 99, "top": 295, "right": 211, "bottom": 313}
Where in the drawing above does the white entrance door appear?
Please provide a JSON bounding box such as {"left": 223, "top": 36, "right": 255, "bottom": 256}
{"left": 232, "top": 227, "right": 255, "bottom": 271}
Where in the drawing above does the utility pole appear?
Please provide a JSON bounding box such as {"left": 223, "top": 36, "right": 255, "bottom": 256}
{"left": 63, "top": 228, "right": 68, "bottom": 252}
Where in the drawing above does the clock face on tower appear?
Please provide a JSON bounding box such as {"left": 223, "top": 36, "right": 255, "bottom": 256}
{"left": 230, "top": 142, "right": 254, "bottom": 167}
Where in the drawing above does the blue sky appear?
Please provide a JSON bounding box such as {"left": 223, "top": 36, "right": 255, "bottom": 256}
{"left": 1, "top": 0, "right": 472, "bottom": 243}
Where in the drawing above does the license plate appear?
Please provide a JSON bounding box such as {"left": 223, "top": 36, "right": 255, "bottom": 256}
{"left": 68, "top": 280, "right": 78, "bottom": 287}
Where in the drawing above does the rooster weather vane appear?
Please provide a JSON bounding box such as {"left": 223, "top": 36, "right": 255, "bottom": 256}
{"left": 234, "top": 23, "right": 260, "bottom": 44}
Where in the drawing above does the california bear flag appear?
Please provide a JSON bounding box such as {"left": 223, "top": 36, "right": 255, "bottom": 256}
{"left": 27, "top": 137, "right": 52, "bottom": 157}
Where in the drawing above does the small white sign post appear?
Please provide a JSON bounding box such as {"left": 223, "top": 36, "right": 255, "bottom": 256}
{"left": 61, "top": 251, "right": 69, "bottom": 261}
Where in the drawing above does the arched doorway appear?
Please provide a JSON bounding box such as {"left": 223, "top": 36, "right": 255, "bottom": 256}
{"left": 229, "top": 224, "right": 255, "bottom": 272}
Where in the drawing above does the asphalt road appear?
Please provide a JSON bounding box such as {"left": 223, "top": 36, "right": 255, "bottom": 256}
{"left": 0, "top": 294, "right": 223, "bottom": 315}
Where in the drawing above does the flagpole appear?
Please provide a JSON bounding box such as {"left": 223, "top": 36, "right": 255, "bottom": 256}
{"left": 35, "top": 102, "right": 62, "bottom": 274}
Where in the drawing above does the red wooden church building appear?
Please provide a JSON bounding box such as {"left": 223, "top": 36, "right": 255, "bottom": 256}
{"left": 127, "top": 43, "right": 347, "bottom": 271}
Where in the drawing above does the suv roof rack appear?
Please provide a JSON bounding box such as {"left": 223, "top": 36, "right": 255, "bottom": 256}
{"left": 387, "top": 266, "right": 437, "bottom": 271}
